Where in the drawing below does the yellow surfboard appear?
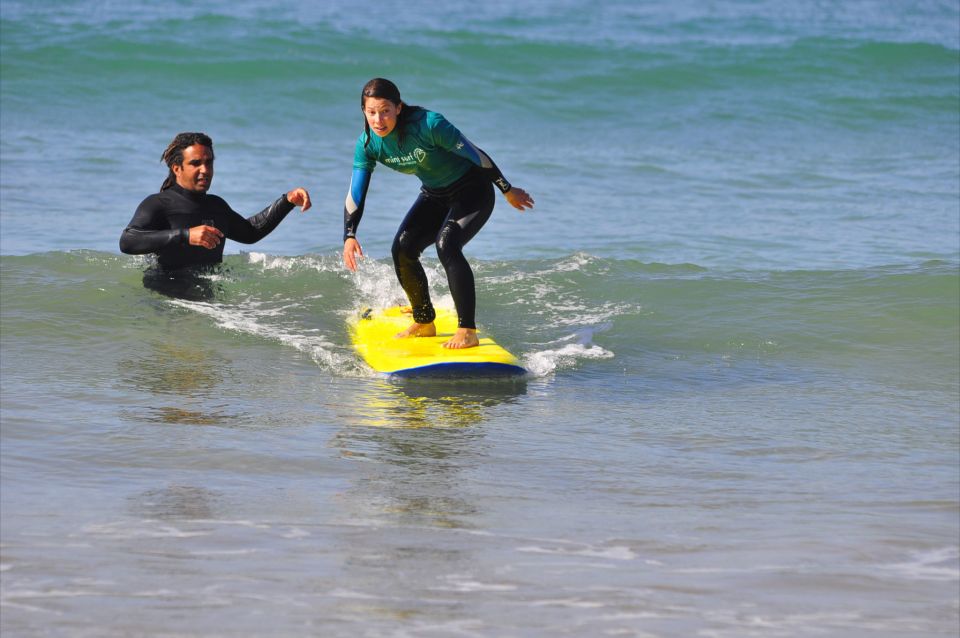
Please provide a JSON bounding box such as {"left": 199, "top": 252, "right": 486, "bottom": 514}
{"left": 349, "top": 306, "right": 525, "bottom": 376}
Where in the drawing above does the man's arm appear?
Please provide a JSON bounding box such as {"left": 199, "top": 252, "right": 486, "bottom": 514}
{"left": 225, "top": 188, "right": 310, "bottom": 245}
{"left": 119, "top": 196, "right": 188, "bottom": 255}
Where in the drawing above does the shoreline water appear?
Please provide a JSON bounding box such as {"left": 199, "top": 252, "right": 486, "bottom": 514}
{"left": 2, "top": 0, "right": 958, "bottom": 635}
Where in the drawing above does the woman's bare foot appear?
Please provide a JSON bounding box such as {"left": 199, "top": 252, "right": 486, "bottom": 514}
{"left": 443, "top": 328, "right": 479, "bottom": 349}
{"left": 395, "top": 322, "right": 436, "bottom": 339}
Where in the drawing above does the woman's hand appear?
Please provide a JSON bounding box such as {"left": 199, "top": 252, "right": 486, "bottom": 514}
{"left": 505, "top": 187, "right": 535, "bottom": 211}
{"left": 343, "top": 237, "right": 364, "bottom": 271}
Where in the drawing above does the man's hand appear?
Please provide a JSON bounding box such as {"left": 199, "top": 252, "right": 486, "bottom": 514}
{"left": 286, "top": 187, "right": 312, "bottom": 211}
{"left": 189, "top": 225, "right": 224, "bottom": 250}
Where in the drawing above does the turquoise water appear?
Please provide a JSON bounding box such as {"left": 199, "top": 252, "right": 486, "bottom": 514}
{"left": 1, "top": 1, "right": 958, "bottom": 636}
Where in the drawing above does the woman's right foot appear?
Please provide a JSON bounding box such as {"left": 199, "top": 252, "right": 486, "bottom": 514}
{"left": 443, "top": 328, "right": 479, "bottom": 349}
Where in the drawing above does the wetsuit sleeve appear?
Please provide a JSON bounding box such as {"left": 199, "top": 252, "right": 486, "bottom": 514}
{"left": 343, "top": 168, "right": 372, "bottom": 241}
{"left": 222, "top": 194, "right": 296, "bottom": 244}
{"left": 430, "top": 114, "right": 513, "bottom": 194}
{"left": 344, "top": 137, "right": 375, "bottom": 241}
{"left": 119, "top": 195, "right": 189, "bottom": 254}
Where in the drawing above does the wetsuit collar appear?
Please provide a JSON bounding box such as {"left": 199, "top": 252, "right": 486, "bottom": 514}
{"left": 170, "top": 182, "right": 207, "bottom": 202}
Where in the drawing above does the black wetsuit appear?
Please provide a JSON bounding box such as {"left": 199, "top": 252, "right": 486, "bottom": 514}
{"left": 392, "top": 168, "right": 494, "bottom": 329}
{"left": 120, "top": 183, "right": 295, "bottom": 270}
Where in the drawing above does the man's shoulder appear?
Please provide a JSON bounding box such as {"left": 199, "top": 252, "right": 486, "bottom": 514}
{"left": 134, "top": 190, "right": 168, "bottom": 212}
{"left": 135, "top": 189, "right": 228, "bottom": 213}
{"left": 204, "top": 193, "right": 233, "bottom": 211}
{"left": 143, "top": 188, "right": 185, "bottom": 204}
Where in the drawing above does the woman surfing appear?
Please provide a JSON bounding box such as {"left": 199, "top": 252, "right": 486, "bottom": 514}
{"left": 341, "top": 78, "right": 534, "bottom": 349}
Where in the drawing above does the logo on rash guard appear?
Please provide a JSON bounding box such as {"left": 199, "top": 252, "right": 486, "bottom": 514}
{"left": 385, "top": 148, "right": 427, "bottom": 167}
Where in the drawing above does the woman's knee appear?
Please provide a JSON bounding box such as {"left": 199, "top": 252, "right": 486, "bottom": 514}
{"left": 435, "top": 222, "right": 465, "bottom": 266}
{"left": 392, "top": 230, "right": 420, "bottom": 263}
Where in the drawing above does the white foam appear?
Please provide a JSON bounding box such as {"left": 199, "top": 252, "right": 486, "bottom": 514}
{"left": 529, "top": 598, "right": 606, "bottom": 608}
{"left": 187, "top": 549, "right": 258, "bottom": 557}
{"left": 523, "top": 341, "right": 614, "bottom": 377}
{"left": 189, "top": 519, "right": 271, "bottom": 530}
{"left": 80, "top": 521, "right": 209, "bottom": 539}
{"left": 0, "top": 600, "right": 55, "bottom": 614}
{"left": 881, "top": 546, "right": 960, "bottom": 581}
{"left": 3, "top": 588, "right": 108, "bottom": 599}
{"left": 347, "top": 258, "right": 453, "bottom": 313}
{"left": 482, "top": 252, "right": 599, "bottom": 284}
{"left": 671, "top": 564, "right": 797, "bottom": 574}
{"left": 540, "top": 252, "right": 598, "bottom": 274}
{"left": 329, "top": 588, "right": 381, "bottom": 600}
{"left": 483, "top": 253, "right": 638, "bottom": 330}
{"left": 167, "top": 297, "right": 361, "bottom": 375}
{"left": 698, "top": 610, "right": 866, "bottom": 637}
{"left": 350, "top": 258, "right": 404, "bottom": 307}
{"left": 280, "top": 527, "right": 311, "bottom": 539}
{"left": 178, "top": 252, "right": 624, "bottom": 379}
{"left": 541, "top": 302, "right": 636, "bottom": 329}
{"left": 516, "top": 544, "right": 637, "bottom": 561}
{"left": 436, "top": 577, "right": 518, "bottom": 593}
{"left": 243, "top": 251, "right": 340, "bottom": 273}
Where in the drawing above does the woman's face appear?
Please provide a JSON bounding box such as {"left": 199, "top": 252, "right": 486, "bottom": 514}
{"left": 363, "top": 97, "right": 402, "bottom": 137}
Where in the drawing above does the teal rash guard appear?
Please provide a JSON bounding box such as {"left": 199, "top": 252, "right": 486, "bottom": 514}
{"left": 343, "top": 108, "right": 512, "bottom": 241}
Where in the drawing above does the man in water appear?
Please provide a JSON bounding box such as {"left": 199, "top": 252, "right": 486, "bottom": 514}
{"left": 120, "top": 132, "right": 312, "bottom": 272}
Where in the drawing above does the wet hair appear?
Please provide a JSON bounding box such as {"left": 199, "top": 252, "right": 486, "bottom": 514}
{"left": 160, "top": 132, "right": 214, "bottom": 191}
{"left": 360, "top": 78, "right": 423, "bottom": 149}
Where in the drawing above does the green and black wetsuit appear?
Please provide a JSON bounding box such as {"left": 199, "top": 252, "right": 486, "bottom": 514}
{"left": 343, "top": 108, "right": 512, "bottom": 329}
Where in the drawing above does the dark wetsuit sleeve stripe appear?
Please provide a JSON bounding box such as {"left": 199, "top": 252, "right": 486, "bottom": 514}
{"left": 343, "top": 167, "right": 371, "bottom": 240}
{"left": 427, "top": 113, "right": 512, "bottom": 193}
{"left": 448, "top": 135, "right": 512, "bottom": 194}
{"left": 226, "top": 194, "right": 295, "bottom": 244}
{"left": 119, "top": 196, "right": 188, "bottom": 254}
{"left": 120, "top": 227, "right": 188, "bottom": 253}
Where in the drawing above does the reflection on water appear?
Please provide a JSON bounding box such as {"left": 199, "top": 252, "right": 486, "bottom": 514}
{"left": 129, "top": 484, "right": 221, "bottom": 520}
{"left": 335, "top": 427, "right": 482, "bottom": 529}
{"left": 117, "top": 341, "right": 240, "bottom": 426}
{"left": 135, "top": 406, "right": 238, "bottom": 426}
{"left": 331, "top": 377, "right": 528, "bottom": 529}
{"left": 120, "top": 342, "right": 226, "bottom": 397}
{"left": 348, "top": 377, "right": 528, "bottom": 429}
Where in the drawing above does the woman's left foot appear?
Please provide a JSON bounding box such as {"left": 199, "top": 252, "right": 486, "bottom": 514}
{"left": 396, "top": 321, "right": 436, "bottom": 339}
{"left": 443, "top": 328, "right": 479, "bottom": 349}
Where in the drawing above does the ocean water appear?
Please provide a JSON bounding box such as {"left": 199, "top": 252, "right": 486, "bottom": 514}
{"left": 1, "top": 1, "right": 958, "bottom": 636}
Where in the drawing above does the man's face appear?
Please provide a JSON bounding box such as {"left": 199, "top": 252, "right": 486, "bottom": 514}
{"left": 172, "top": 144, "right": 214, "bottom": 193}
